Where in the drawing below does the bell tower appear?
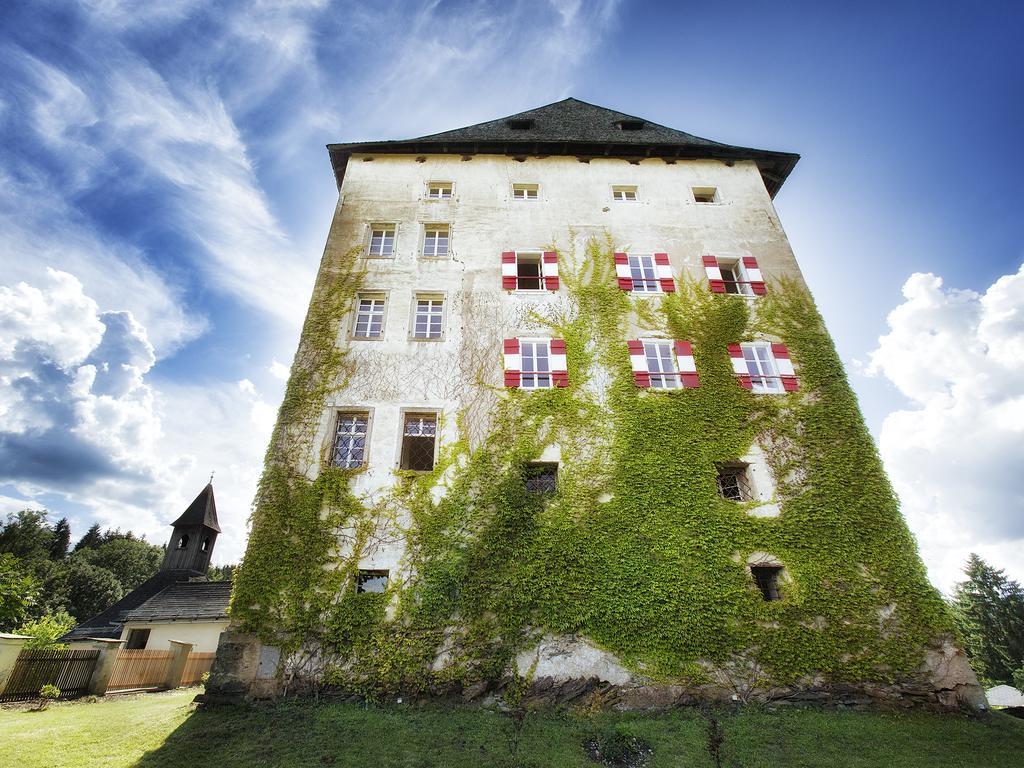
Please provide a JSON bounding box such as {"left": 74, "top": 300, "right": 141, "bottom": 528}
{"left": 162, "top": 482, "right": 221, "bottom": 573}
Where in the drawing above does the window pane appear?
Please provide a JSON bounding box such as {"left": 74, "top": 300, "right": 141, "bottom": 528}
{"left": 401, "top": 414, "right": 436, "bottom": 470}
{"left": 629, "top": 255, "right": 658, "bottom": 292}
{"left": 520, "top": 340, "right": 552, "bottom": 388}
{"left": 356, "top": 571, "right": 389, "bottom": 593}
{"left": 333, "top": 414, "right": 368, "bottom": 468}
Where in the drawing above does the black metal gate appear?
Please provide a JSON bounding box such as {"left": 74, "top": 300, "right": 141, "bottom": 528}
{"left": 0, "top": 648, "right": 100, "bottom": 702}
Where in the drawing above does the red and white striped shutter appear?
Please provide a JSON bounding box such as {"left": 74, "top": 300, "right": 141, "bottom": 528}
{"left": 727, "top": 344, "right": 752, "bottom": 389}
{"left": 501, "top": 252, "right": 517, "bottom": 290}
{"left": 543, "top": 251, "right": 559, "bottom": 291}
{"left": 674, "top": 341, "right": 700, "bottom": 388}
{"left": 550, "top": 339, "right": 568, "bottom": 387}
{"left": 771, "top": 343, "right": 799, "bottom": 391}
{"left": 742, "top": 256, "right": 766, "bottom": 295}
{"left": 503, "top": 338, "right": 521, "bottom": 387}
{"left": 627, "top": 340, "right": 650, "bottom": 387}
{"left": 703, "top": 255, "right": 726, "bottom": 293}
{"left": 614, "top": 252, "right": 633, "bottom": 291}
{"left": 654, "top": 253, "right": 675, "bottom": 293}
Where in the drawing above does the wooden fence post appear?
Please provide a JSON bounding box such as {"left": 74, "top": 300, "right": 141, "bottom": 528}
{"left": 163, "top": 641, "right": 194, "bottom": 690}
{"left": 87, "top": 638, "right": 126, "bottom": 696}
{"left": 0, "top": 634, "right": 30, "bottom": 695}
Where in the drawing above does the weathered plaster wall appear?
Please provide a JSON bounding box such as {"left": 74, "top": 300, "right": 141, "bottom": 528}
{"left": 119, "top": 620, "right": 228, "bottom": 653}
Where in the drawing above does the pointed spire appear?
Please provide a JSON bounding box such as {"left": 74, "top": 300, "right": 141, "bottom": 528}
{"left": 171, "top": 482, "right": 221, "bottom": 533}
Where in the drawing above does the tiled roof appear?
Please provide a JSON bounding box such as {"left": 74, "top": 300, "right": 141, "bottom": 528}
{"left": 327, "top": 97, "right": 799, "bottom": 197}
{"left": 124, "top": 580, "right": 232, "bottom": 623}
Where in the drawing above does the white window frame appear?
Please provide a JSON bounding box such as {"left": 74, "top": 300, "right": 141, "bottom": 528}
{"left": 411, "top": 294, "right": 445, "bottom": 340}
{"left": 611, "top": 185, "right": 638, "bottom": 202}
{"left": 628, "top": 253, "right": 660, "bottom": 293}
{"left": 512, "top": 183, "right": 539, "bottom": 201}
{"left": 331, "top": 411, "right": 370, "bottom": 469}
{"left": 421, "top": 223, "right": 450, "bottom": 259}
{"left": 692, "top": 186, "right": 719, "bottom": 204}
{"left": 367, "top": 223, "right": 396, "bottom": 257}
{"left": 519, "top": 338, "right": 553, "bottom": 390}
{"left": 352, "top": 293, "right": 387, "bottom": 339}
{"left": 426, "top": 182, "right": 453, "bottom": 199}
{"left": 718, "top": 258, "right": 753, "bottom": 296}
{"left": 741, "top": 342, "right": 783, "bottom": 394}
{"left": 398, "top": 409, "right": 440, "bottom": 472}
{"left": 642, "top": 340, "right": 680, "bottom": 390}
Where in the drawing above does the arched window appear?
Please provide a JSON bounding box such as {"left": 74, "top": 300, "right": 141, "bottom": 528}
{"left": 201, "top": 537, "right": 210, "bottom": 552}
{"left": 176, "top": 534, "right": 189, "bottom": 550}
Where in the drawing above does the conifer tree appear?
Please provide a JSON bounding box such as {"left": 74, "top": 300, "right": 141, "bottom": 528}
{"left": 952, "top": 554, "right": 1024, "bottom": 685}
{"left": 49, "top": 518, "right": 71, "bottom": 560}
{"left": 72, "top": 522, "right": 103, "bottom": 552}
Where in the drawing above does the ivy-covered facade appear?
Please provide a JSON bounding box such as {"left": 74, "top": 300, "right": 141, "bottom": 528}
{"left": 212, "top": 99, "right": 983, "bottom": 709}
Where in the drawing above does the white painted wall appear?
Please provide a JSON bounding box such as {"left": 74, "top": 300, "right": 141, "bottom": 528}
{"left": 118, "top": 620, "right": 228, "bottom": 653}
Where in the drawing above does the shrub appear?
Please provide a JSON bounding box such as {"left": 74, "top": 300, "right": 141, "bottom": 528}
{"left": 34, "top": 684, "right": 60, "bottom": 711}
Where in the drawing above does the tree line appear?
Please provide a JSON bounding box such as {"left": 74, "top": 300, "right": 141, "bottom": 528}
{"left": 0, "top": 509, "right": 234, "bottom": 646}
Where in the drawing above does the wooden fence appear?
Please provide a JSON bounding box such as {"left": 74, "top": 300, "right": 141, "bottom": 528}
{"left": 0, "top": 648, "right": 100, "bottom": 702}
{"left": 106, "top": 649, "right": 173, "bottom": 692}
{"left": 181, "top": 652, "right": 216, "bottom": 686}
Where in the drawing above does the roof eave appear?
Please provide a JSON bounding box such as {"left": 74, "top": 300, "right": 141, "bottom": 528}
{"left": 326, "top": 141, "right": 799, "bottom": 198}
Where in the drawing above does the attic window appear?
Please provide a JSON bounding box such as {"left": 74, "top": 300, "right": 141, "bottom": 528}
{"left": 617, "top": 120, "right": 645, "bottom": 131}
{"left": 508, "top": 118, "right": 534, "bottom": 130}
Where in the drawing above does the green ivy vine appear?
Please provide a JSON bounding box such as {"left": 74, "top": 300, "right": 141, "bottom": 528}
{"left": 230, "top": 234, "right": 953, "bottom": 698}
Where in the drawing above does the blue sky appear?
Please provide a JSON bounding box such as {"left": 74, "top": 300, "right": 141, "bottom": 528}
{"left": 0, "top": 0, "right": 1021, "bottom": 591}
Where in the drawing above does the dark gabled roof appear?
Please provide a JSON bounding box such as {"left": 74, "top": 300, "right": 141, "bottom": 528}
{"left": 124, "top": 580, "right": 232, "bottom": 623}
{"left": 171, "top": 482, "right": 221, "bottom": 532}
{"left": 327, "top": 97, "right": 799, "bottom": 197}
{"left": 61, "top": 569, "right": 204, "bottom": 641}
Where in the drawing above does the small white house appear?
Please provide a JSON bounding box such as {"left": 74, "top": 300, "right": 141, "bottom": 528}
{"left": 119, "top": 580, "right": 232, "bottom": 653}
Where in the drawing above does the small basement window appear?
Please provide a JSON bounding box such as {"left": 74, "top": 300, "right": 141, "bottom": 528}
{"left": 426, "top": 182, "right": 453, "bottom": 199}
{"left": 751, "top": 565, "right": 783, "bottom": 601}
{"left": 693, "top": 187, "right": 718, "bottom": 204}
{"left": 717, "top": 463, "right": 754, "bottom": 501}
{"left": 512, "top": 183, "right": 539, "bottom": 200}
{"left": 125, "top": 628, "right": 150, "bottom": 650}
{"left": 524, "top": 463, "right": 558, "bottom": 494}
{"left": 612, "top": 185, "right": 638, "bottom": 202}
{"left": 401, "top": 413, "right": 437, "bottom": 471}
{"left": 356, "top": 570, "right": 389, "bottom": 594}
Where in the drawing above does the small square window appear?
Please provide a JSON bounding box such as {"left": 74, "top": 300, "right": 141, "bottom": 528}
{"left": 368, "top": 224, "right": 396, "bottom": 257}
{"left": 524, "top": 463, "right": 558, "bottom": 494}
{"left": 693, "top": 187, "right": 718, "bottom": 204}
{"left": 427, "top": 183, "right": 453, "bottom": 199}
{"left": 125, "top": 628, "right": 150, "bottom": 650}
{"left": 353, "top": 294, "right": 386, "bottom": 339}
{"left": 401, "top": 413, "right": 437, "bottom": 471}
{"left": 741, "top": 343, "right": 782, "bottom": 394}
{"left": 332, "top": 412, "right": 369, "bottom": 469}
{"left": 520, "top": 339, "right": 552, "bottom": 389}
{"left": 612, "top": 185, "right": 638, "bottom": 202}
{"left": 422, "top": 224, "right": 450, "bottom": 258}
{"left": 412, "top": 296, "right": 444, "bottom": 339}
{"left": 356, "top": 569, "right": 389, "bottom": 594}
{"left": 750, "top": 565, "right": 783, "bottom": 601}
{"left": 512, "top": 183, "right": 539, "bottom": 201}
{"left": 628, "top": 254, "right": 660, "bottom": 293}
{"left": 716, "top": 463, "right": 753, "bottom": 501}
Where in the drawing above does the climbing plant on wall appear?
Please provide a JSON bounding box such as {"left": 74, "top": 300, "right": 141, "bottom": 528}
{"left": 230, "top": 234, "right": 953, "bottom": 697}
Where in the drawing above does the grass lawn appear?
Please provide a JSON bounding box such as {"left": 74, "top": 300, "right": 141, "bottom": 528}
{"left": 2, "top": 687, "right": 1023, "bottom": 768}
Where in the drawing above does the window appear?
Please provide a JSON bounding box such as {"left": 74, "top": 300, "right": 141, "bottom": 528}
{"left": 643, "top": 341, "right": 680, "bottom": 390}
{"left": 176, "top": 535, "right": 189, "bottom": 550}
{"left": 412, "top": 296, "right": 444, "bottom": 339}
{"left": 332, "top": 412, "right": 369, "bottom": 469}
{"left": 422, "top": 224, "right": 450, "bottom": 258}
{"left": 751, "top": 565, "right": 783, "bottom": 601}
{"left": 508, "top": 118, "right": 534, "bottom": 130}
{"left": 719, "top": 260, "right": 753, "bottom": 296}
{"left": 693, "top": 187, "right": 718, "bottom": 204}
{"left": 200, "top": 537, "right": 210, "bottom": 553}
{"left": 628, "top": 254, "right": 659, "bottom": 293}
{"left": 427, "top": 182, "right": 453, "bottom": 199}
{"left": 512, "top": 183, "right": 539, "bottom": 200}
{"left": 125, "top": 628, "right": 150, "bottom": 650}
{"left": 353, "top": 294, "right": 386, "bottom": 338}
{"left": 356, "top": 570, "right": 389, "bottom": 594}
{"left": 502, "top": 251, "right": 559, "bottom": 291}
{"left": 742, "top": 343, "right": 783, "bottom": 394}
{"left": 368, "top": 224, "right": 396, "bottom": 257}
{"left": 516, "top": 252, "right": 542, "bottom": 290}
{"left": 524, "top": 463, "right": 558, "bottom": 494}
{"left": 612, "top": 185, "right": 638, "bottom": 202}
{"left": 617, "top": 120, "right": 645, "bottom": 131}
{"left": 717, "top": 463, "right": 753, "bottom": 501}
{"left": 400, "top": 413, "right": 437, "bottom": 471}
{"left": 520, "top": 339, "right": 552, "bottom": 389}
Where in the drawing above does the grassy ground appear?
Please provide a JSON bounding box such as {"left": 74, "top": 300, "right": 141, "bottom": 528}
{"left": 2, "top": 687, "right": 1023, "bottom": 768}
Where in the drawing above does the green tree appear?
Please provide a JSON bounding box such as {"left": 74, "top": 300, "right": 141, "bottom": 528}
{"left": 952, "top": 554, "right": 1024, "bottom": 685}
{"left": 208, "top": 563, "right": 236, "bottom": 582}
{"left": 72, "top": 537, "right": 162, "bottom": 594}
{"left": 72, "top": 522, "right": 103, "bottom": 552}
{"left": 49, "top": 518, "right": 71, "bottom": 560}
{"left": 42, "top": 561, "right": 123, "bottom": 622}
{"left": 0, "top": 553, "right": 39, "bottom": 631}
{"left": 16, "top": 610, "right": 76, "bottom": 649}
{"left": 0, "top": 510, "right": 54, "bottom": 562}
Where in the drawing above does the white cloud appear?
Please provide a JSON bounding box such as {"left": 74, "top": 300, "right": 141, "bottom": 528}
{"left": 269, "top": 359, "right": 291, "bottom": 380}
{"left": 866, "top": 264, "right": 1024, "bottom": 591}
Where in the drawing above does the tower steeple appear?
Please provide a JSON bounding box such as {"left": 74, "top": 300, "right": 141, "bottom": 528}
{"left": 162, "top": 482, "right": 221, "bottom": 573}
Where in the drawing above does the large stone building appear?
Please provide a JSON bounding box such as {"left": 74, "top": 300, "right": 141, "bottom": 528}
{"left": 213, "top": 99, "right": 983, "bottom": 709}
